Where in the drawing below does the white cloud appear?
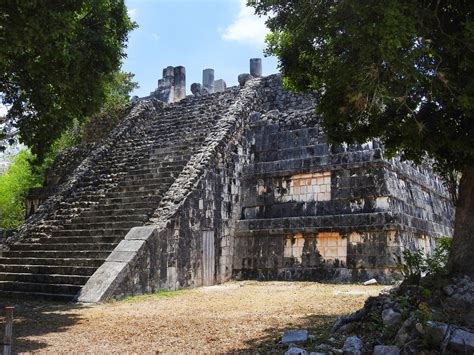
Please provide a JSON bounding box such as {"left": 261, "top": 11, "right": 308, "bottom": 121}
{"left": 221, "top": 0, "right": 269, "bottom": 47}
{"left": 128, "top": 8, "right": 138, "bottom": 21}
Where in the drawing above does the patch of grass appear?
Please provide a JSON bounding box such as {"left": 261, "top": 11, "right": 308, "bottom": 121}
{"left": 118, "top": 290, "right": 189, "bottom": 303}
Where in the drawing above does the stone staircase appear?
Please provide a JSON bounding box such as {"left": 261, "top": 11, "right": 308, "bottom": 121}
{"left": 0, "top": 89, "right": 239, "bottom": 301}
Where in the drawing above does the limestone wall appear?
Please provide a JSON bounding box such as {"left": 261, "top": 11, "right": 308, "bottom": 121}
{"left": 232, "top": 77, "right": 454, "bottom": 284}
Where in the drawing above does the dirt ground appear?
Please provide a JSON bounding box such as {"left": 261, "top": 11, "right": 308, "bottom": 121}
{"left": 0, "top": 281, "right": 384, "bottom": 353}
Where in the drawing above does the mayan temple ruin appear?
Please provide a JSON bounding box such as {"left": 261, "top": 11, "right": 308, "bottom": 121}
{"left": 0, "top": 59, "right": 454, "bottom": 302}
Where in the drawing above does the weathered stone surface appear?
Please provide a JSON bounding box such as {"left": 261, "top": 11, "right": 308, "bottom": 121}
{"left": 363, "top": 278, "right": 378, "bottom": 285}
{"left": 238, "top": 73, "right": 253, "bottom": 87}
{"left": 448, "top": 328, "right": 474, "bottom": 353}
{"left": 150, "top": 65, "right": 186, "bottom": 103}
{"left": 373, "top": 345, "right": 400, "bottom": 355}
{"left": 425, "top": 321, "right": 449, "bottom": 347}
{"left": 286, "top": 347, "right": 307, "bottom": 355}
{"left": 282, "top": 330, "right": 309, "bottom": 344}
{"left": 395, "top": 316, "right": 416, "bottom": 347}
{"left": 250, "top": 58, "right": 262, "bottom": 77}
{"left": 214, "top": 79, "right": 227, "bottom": 93}
{"left": 382, "top": 309, "right": 402, "bottom": 327}
{"left": 202, "top": 68, "right": 215, "bottom": 93}
{"left": 342, "top": 336, "right": 362, "bottom": 355}
{"left": 191, "top": 83, "right": 203, "bottom": 96}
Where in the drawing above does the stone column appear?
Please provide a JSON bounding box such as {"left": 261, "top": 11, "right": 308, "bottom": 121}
{"left": 173, "top": 66, "right": 186, "bottom": 101}
{"left": 203, "top": 68, "right": 215, "bottom": 93}
{"left": 214, "top": 79, "right": 227, "bottom": 93}
{"left": 163, "top": 66, "right": 174, "bottom": 79}
{"left": 250, "top": 58, "right": 262, "bottom": 77}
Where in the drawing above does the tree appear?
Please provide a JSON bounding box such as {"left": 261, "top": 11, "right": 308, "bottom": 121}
{"left": 0, "top": 149, "right": 42, "bottom": 229}
{"left": 0, "top": 0, "right": 135, "bottom": 161}
{"left": 250, "top": 0, "right": 474, "bottom": 276}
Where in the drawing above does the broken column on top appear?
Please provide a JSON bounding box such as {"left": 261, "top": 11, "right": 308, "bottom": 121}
{"left": 238, "top": 58, "right": 263, "bottom": 87}
{"left": 202, "top": 68, "right": 215, "bottom": 94}
{"left": 214, "top": 79, "right": 227, "bottom": 93}
{"left": 192, "top": 68, "right": 227, "bottom": 96}
{"left": 152, "top": 65, "right": 186, "bottom": 103}
{"left": 173, "top": 66, "right": 186, "bottom": 101}
{"left": 250, "top": 58, "right": 262, "bottom": 77}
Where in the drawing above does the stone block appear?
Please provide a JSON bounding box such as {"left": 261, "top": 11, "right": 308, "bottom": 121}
{"left": 125, "top": 226, "right": 156, "bottom": 240}
{"left": 373, "top": 345, "right": 400, "bottom": 355}
{"left": 282, "top": 330, "right": 309, "bottom": 344}
{"left": 448, "top": 328, "right": 474, "bottom": 353}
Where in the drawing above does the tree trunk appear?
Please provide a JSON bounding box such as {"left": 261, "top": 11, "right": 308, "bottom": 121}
{"left": 448, "top": 165, "right": 474, "bottom": 277}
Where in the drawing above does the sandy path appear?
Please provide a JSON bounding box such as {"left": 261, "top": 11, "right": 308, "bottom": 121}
{"left": 1, "top": 281, "right": 383, "bottom": 353}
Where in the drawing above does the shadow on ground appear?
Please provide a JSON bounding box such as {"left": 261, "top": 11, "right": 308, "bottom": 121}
{"left": 227, "top": 314, "right": 340, "bottom": 353}
{"left": 0, "top": 298, "right": 88, "bottom": 353}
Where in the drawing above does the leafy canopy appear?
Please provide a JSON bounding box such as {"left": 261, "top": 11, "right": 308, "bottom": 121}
{"left": 0, "top": 0, "right": 135, "bottom": 161}
{"left": 0, "top": 149, "right": 42, "bottom": 229}
{"left": 250, "top": 0, "right": 474, "bottom": 173}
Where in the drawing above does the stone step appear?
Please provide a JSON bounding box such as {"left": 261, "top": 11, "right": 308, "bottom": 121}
{"left": 104, "top": 194, "right": 162, "bottom": 205}
{"left": 0, "top": 272, "right": 89, "bottom": 286}
{"left": 0, "top": 257, "right": 105, "bottom": 267}
{"left": 51, "top": 228, "right": 129, "bottom": 237}
{"left": 0, "top": 290, "right": 75, "bottom": 302}
{"left": 0, "top": 280, "right": 81, "bottom": 295}
{"left": 3, "top": 250, "right": 111, "bottom": 259}
{"left": 61, "top": 194, "right": 158, "bottom": 207}
{"left": 42, "top": 235, "right": 123, "bottom": 244}
{"left": 10, "top": 243, "right": 117, "bottom": 252}
{"left": 61, "top": 220, "right": 142, "bottom": 230}
{"left": 98, "top": 201, "right": 155, "bottom": 211}
{"left": 123, "top": 172, "right": 181, "bottom": 182}
{"left": 80, "top": 207, "right": 150, "bottom": 218}
{"left": 110, "top": 189, "right": 165, "bottom": 198}
{"left": 0, "top": 264, "right": 97, "bottom": 276}
{"left": 71, "top": 214, "right": 148, "bottom": 224}
{"left": 116, "top": 183, "right": 170, "bottom": 193}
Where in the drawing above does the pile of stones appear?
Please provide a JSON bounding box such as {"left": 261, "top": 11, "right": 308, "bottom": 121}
{"left": 333, "top": 275, "right": 474, "bottom": 354}
{"left": 279, "top": 276, "right": 474, "bottom": 354}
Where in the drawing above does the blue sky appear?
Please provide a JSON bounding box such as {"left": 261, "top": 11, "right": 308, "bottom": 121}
{"left": 123, "top": 0, "right": 279, "bottom": 97}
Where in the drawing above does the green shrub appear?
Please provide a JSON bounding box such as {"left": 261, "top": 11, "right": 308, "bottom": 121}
{"left": 0, "top": 150, "right": 43, "bottom": 228}
{"left": 395, "top": 237, "right": 453, "bottom": 284}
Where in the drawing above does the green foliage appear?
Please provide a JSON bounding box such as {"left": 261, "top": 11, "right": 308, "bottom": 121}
{"left": 425, "top": 237, "right": 452, "bottom": 275}
{"left": 414, "top": 302, "right": 432, "bottom": 326}
{"left": 81, "top": 71, "right": 138, "bottom": 143}
{"left": 395, "top": 237, "right": 453, "bottom": 284}
{"left": 0, "top": 1, "right": 136, "bottom": 162}
{"left": 0, "top": 150, "right": 42, "bottom": 228}
{"left": 250, "top": 0, "right": 474, "bottom": 175}
{"left": 102, "top": 71, "right": 139, "bottom": 112}
{"left": 396, "top": 249, "right": 425, "bottom": 285}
